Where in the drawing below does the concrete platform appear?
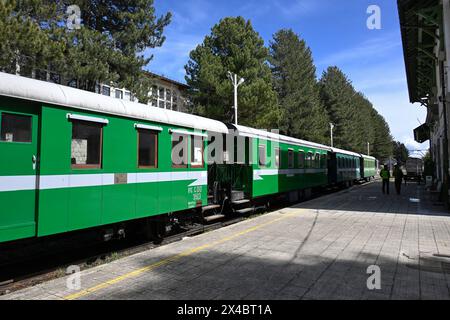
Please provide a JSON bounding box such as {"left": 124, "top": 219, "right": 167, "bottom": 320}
{"left": 2, "top": 181, "right": 450, "bottom": 300}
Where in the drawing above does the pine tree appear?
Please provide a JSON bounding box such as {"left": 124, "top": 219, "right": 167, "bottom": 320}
{"left": 269, "top": 29, "right": 329, "bottom": 144}
{"left": 0, "top": 0, "right": 171, "bottom": 103}
{"left": 185, "top": 17, "right": 279, "bottom": 129}
{"left": 392, "top": 141, "right": 410, "bottom": 164}
{"left": 319, "top": 66, "right": 393, "bottom": 159}
{"left": 319, "top": 66, "right": 359, "bottom": 150}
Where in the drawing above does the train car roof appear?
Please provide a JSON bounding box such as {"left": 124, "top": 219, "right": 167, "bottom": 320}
{"left": 360, "top": 154, "right": 376, "bottom": 160}
{"left": 230, "top": 124, "right": 332, "bottom": 151}
{"left": 330, "top": 147, "right": 362, "bottom": 158}
{"left": 0, "top": 72, "right": 229, "bottom": 134}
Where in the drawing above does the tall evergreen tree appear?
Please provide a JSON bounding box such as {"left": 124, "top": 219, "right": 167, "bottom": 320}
{"left": 392, "top": 141, "right": 409, "bottom": 164}
{"left": 0, "top": 0, "right": 171, "bottom": 102}
{"left": 269, "top": 29, "right": 329, "bottom": 144}
{"left": 319, "top": 66, "right": 360, "bottom": 150}
{"left": 319, "top": 66, "right": 393, "bottom": 158}
{"left": 371, "top": 109, "right": 393, "bottom": 161}
{"left": 185, "top": 17, "right": 279, "bottom": 129}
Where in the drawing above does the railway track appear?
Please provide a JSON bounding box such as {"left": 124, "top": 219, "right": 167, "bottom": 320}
{"left": 0, "top": 183, "right": 360, "bottom": 297}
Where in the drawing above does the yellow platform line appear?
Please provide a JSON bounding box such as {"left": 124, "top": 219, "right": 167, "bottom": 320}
{"left": 64, "top": 211, "right": 298, "bottom": 300}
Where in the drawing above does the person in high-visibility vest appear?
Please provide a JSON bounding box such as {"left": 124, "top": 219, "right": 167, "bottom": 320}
{"left": 380, "top": 165, "right": 391, "bottom": 195}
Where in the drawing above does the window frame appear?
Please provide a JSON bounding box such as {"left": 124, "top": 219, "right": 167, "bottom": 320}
{"left": 190, "top": 135, "right": 205, "bottom": 169}
{"left": 274, "top": 147, "right": 280, "bottom": 168}
{"left": 307, "top": 152, "right": 313, "bottom": 169}
{"left": 258, "top": 145, "right": 267, "bottom": 167}
{"left": 0, "top": 112, "right": 33, "bottom": 144}
{"left": 288, "top": 149, "right": 295, "bottom": 169}
{"left": 315, "top": 153, "right": 320, "bottom": 169}
{"left": 70, "top": 119, "right": 104, "bottom": 170}
{"left": 137, "top": 128, "right": 159, "bottom": 169}
{"left": 171, "top": 133, "right": 188, "bottom": 169}
{"left": 298, "top": 151, "right": 305, "bottom": 169}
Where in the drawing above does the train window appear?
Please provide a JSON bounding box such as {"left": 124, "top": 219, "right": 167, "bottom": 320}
{"left": 0, "top": 113, "right": 32, "bottom": 143}
{"left": 274, "top": 147, "right": 280, "bottom": 168}
{"left": 71, "top": 120, "right": 103, "bottom": 169}
{"left": 321, "top": 154, "right": 327, "bottom": 169}
{"left": 258, "top": 145, "right": 266, "bottom": 167}
{"left": 138, "top": 129, "right": 158, "bottom": 168}
{"left": 315, "top": 153, "right": 320, "bottom": 169}
{"left": 171, "top": 134, "right": 188, "bottom": 168}
{"left": 307, "top": 152, "right": 313, "bottom": 169}
{"left": 288, "top": 149, "right": 294, "bottom": 169}
{"left": 298, "top": 151, "right": 305, "bottom": 168}
{"left": 191, "top": 135, "right": 204, "bottom": 168}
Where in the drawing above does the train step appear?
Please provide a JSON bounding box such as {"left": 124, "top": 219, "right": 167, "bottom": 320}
{"left": 202, "top": 204, "right": 221, "bottom": 212}
{"left": 203, "top": 214, "right": 226, "bottom": 223}
{"left": 235, "top": 207, "right": 254, "bottom": 215}
{"left": 232, "top": 199, "right": 250, "bottom": 205}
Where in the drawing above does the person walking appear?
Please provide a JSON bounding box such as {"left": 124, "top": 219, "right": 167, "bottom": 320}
{"left": 394, "top": 165, "right": 404, "bottom": 195}
{"left": 380, "top": 165, "right": 390, "bottom": 195}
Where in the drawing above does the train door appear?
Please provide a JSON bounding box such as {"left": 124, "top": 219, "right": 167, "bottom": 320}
{"left": 0, "top": 104, "right": 40, "bottom": 242}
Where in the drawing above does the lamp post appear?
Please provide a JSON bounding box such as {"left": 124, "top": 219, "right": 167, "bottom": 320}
{"left": 367, "top": 142, "right": 370, "bottom": 156}
{"left": 228, "top": 71, "right": 245, "bottom": 125}
{"left": 330, "top": 123, "right": 335, "bottom": 147}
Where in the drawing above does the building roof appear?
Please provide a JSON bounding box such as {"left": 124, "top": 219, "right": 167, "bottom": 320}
{"left": 398, "top": 0, "right": 441, "bottom": 103}
{"left": 0, "top": 72, "right": 228, "bottom": 134}
{"left": 145, "top": 71, "right": 189, "bottom": 89}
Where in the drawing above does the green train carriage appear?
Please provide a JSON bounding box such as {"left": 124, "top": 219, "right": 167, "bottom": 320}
{"left": 360, "top": 155, "right": 377, "bottom": 181}
{"left": 205, "top": 125, "right": 331, "bottom": 207}
{"left": 328, "top": 148, "right": 362, "bottom": 187}
{"left": 0, "top": 72, "right": 229, "bottom": 243}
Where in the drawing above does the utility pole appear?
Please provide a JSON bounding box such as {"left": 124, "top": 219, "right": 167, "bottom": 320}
{"left": 228, "top": 71, "right": 245, "bottom": 125}
{"left": 330, "top": 123, "right": 335, "bottom": 148}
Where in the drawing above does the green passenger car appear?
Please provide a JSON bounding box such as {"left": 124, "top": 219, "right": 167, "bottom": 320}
{"left": 361, "top": 155, "right": 377, "bottom": 180}
{"left": 230, "top": 125, "right": 330, "bottom": 199}
{"left": 0, "top": 72, "right": 228, "bottom": 243}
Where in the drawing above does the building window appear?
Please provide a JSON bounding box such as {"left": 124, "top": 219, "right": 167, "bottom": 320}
{"left": 138, "top": 129, "right": 158, "bottom": 168}
{"left": 35, "top": 69, "right": 47, "bottom": 81}
{"left": 172, "top": 134, "right": 188, "bottom": 168}
{"left": 0, "top": 113, "right": 32, "bottom": 142}
{"left": 158, "top": 100, "right": 165, "bottom": 109}
{"left": 288, "top": 149, "right": 294, "bottom": 169}
{"left": 258, "top": 145, "right": 266, "bottom": 167}
{"left": 274, "top": 147, "right": 280, "bottom": 168}
{"left": 166, "top": 89, "right": 172, "bottom": 101}
{"left": 115, "top": 90, "right": 123, "bottom": 99}
{"left": 298, "top": 151, "right": 305, "bottom": 169}
{"left": 158, "top": 87, "right": 165, "bottom": 99}
{"left": 102, "top": 86, "right": 111, "bottom": 97}
{"left": 71, "top": 120, "right": 103, "bottom": 169}
{"left": 191, "top": 135, "right": 204, "bottom": 168}
{"left": 49, "top": 73, "right": 61, "bottom": 84}
{"left": 68, "top": 79, "right": 78, "bottom": 88}
{"left": 173, "top": 103, "right": 178, "bottom": 111}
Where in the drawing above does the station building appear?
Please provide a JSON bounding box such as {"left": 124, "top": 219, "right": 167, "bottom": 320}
{"left": 14, "top": 65, "right": 190, "bottom": 113}
{"left": 398, "top": 0, "right": 450, "bottom": 204}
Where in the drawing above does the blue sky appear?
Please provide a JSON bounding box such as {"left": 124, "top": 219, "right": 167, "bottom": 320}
{"left": 148, "top": 0, "right": 428, "bottom": 155}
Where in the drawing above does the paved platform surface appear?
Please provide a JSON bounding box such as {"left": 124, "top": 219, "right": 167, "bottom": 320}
{"left": 3, "top": 181, "right": 450, "bottom": 300}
